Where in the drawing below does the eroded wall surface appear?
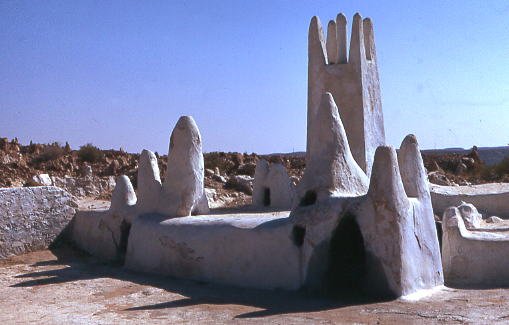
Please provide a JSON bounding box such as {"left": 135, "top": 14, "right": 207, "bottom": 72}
{"left": 0, "top": 186, "right": 76, "bottom": 258}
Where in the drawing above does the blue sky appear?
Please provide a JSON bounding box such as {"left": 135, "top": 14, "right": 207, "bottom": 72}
{"left": 1, "top": 1, "right": 509, "bottom": 154}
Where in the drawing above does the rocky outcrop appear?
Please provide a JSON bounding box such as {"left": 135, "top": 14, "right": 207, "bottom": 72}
{"left": 226, "top": 175, "right": 254, "bottom": 195}
{"left": 0, "top": 186, "right": 77, "bottom": 258}
{"left": 32, "top": 174, "right": 52, "bottom": 186}
{"left": 31, "top": 172, "right": 116, "bottom": 199}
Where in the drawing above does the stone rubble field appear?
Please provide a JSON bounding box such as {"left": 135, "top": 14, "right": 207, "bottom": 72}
{"left": 1, "top": 136, "right": 507, "bottom": 209}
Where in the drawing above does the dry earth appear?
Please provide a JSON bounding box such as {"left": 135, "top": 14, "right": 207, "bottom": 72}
{"left": 1, "top": 246, "right": 509, "bottom": 324}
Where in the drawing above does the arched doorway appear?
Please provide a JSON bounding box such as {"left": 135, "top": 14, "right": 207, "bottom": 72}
{"left": 326, "top": 213, "right": 367, "bottom": 299}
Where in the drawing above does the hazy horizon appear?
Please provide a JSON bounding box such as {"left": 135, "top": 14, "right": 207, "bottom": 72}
{"left": 2, "top": 1, "right": 509, "bottom": 155}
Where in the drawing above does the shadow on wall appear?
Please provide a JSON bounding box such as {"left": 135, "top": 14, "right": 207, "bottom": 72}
{"left": 10, "top": 244, "right": 394, "bottom": 319}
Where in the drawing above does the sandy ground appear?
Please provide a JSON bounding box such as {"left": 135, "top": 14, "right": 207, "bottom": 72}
{"left": 1, "top": 247, "right": 509, "bottom": 324}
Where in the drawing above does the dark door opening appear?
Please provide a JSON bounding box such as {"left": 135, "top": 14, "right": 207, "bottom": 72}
{"left": 436, "top": 220, "right": 443, "bottom": 252}
{"left": 292, "top": 225, "right": 306, "bottom": 247}
{"left": 325, "top": 214, "right": 394, "bottom": 301}
{"left": 326, "top": 213, "right": 367, "bottom": 299}
{"left": 117, "top": 220, "right": 131, "bottom": 264}
{"left": 263, "top": 187, "right": 271, "bottom": 206}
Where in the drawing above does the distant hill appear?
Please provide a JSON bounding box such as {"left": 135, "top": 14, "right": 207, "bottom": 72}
{"left": 271, "top": 146, "right": 509, "bottom": 166}
{"left": 422, "top": 146, "right": 509, "bottom": 166}
{"left": 265, "top": 151, "right": 305, "bottom": 158}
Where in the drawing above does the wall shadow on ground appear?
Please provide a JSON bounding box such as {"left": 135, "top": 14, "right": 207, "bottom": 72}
{"left": 9, "top": 244, "right": 393, "bottom": 319}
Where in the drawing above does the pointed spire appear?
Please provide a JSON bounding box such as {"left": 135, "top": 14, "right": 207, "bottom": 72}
{"left": 307, "top": 16, "right": 328, "bottom": 156}
{"left": 137, "top": 149, "right": 162, "bottom": 214}
{"left": 308, "top": 16, "right": 327, "bottom": 67}
{"left": 398, "top": 134, "right": 429, "bottom": 199}
{"left": 110, "top": 175, "right": 137, "bottom": 212}
{"left": 326, "top": 20, "right": 338, "bottom": 64}
{"left": 298, "top": 92, "right": 368, "bottom": 203}
{"left": 363, "top": 18, "right": 375, "bottom": 61}
{"left": 336, "top": 13, "right": 348, "bottom": 64}
{"left": 348, "top": 13, "right": 366, "bottom": 66}
{"left": 368, "top": 146, "right": 409, "bottom": 211}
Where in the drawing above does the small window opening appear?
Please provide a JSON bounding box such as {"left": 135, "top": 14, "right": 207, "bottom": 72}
{"left": 299, "top": 190, "right": 317, "bottom": 207}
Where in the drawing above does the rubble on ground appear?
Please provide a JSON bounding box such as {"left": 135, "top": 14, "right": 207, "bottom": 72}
{"left": 2, "top": 137, "right": 509, "bottom": 207}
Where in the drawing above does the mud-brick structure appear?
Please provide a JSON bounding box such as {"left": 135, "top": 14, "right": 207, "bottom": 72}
{"left": 308, "top": 13, "right": 385, "bottom": 176}
{"left": 70, "top": 11, "right": 443, "bottom": 299}
{"left": 442, "top": 207, "right": 509, "bottom": 287}
{"left": 72, "top": 116, "right": 209, "bottom": 261}
{"left": 72, "top": 96, "right": 443, "bottom": 298}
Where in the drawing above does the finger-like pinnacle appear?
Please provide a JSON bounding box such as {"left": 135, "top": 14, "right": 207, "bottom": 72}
{"left": 349, "top": 13, "right": 365, "bottom": 64}
{"left": 363, "top": 17, "right": 375, "bottom": 60}
{"left": 309, "top": 16, "right": 327, "bottom": 66}
{"left": 398, "top": 134, "right": 429, "bottom": 199}
{"left": 336, "top": 13, "right": 348, "bottom": 63}
{"left": 326, "top": 20, "right": 338, "bottom": 64}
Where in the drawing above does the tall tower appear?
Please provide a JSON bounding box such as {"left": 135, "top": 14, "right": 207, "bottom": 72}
{"left": 307, "top": 12, "right": 385, "bottom": 176}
